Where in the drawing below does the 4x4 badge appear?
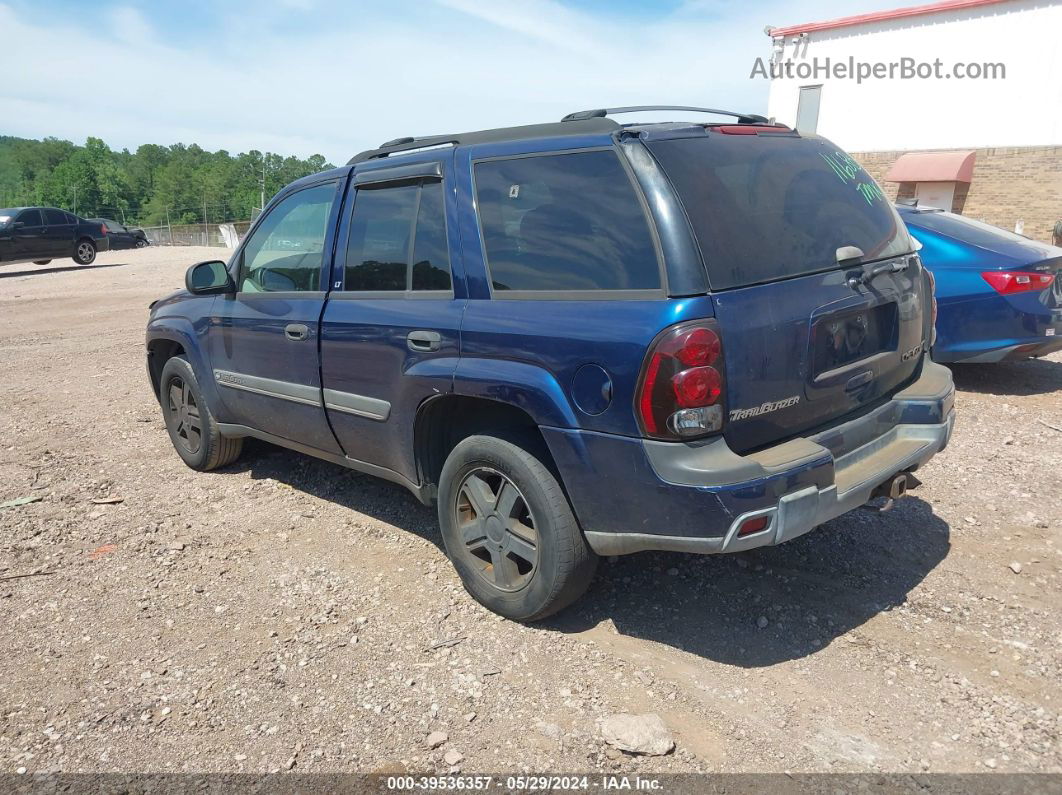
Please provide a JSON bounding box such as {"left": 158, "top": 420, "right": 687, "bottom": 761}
{"left": 729, "top": 395, "right": 800, "bottom": 421}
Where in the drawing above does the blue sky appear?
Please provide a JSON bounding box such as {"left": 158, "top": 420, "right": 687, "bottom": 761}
{"left": 1, "top": 0, "right": 901, "bottom": 163}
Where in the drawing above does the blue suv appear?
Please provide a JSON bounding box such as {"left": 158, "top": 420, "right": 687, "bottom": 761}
{"left": 146, "top": 106, "right": 955, "bottom": 621}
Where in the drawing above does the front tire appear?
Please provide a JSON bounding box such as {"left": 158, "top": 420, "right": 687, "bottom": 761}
{"left": 438, "top": 434, "right": 597, "bottom": 621}
{"left": 135, "top": 238, "right": 147, "bottom": 248}
{"left": 73, "top": 239, "right": 96, "bottom": 265}
{"left": 159, "top": 356, "right": 242, "bottom": 471}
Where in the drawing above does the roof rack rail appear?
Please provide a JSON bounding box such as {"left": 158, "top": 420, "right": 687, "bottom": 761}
{"left": 561, "top": 105, "right": 769, "bottom": 125}
{"left": 348, "top": 134, "right": 460, "bottom": 165}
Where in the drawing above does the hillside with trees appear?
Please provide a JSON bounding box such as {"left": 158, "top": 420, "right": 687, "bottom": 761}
{"left": 0, "top": 135, "right": 334, "bottom": 226}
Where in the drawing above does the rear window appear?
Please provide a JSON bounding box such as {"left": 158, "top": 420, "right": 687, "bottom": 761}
{"left": 474, "top": 150, "right": 660, "bottom": 292}
{"left": 647, "top": 134, "right": 911, "bottom": 290}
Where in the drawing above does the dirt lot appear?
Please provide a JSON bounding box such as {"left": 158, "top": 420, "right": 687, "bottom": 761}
{"left": 0, "top": 246, "right": 1059, "bottom": 776}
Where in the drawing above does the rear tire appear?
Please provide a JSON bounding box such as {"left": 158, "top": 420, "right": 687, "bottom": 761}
{"left": 33, "top": 260, "right": 51, "bottom": 265}
{"left": 438, "top": 433, "right": 597, "bottom": 622}
{"left": 135, "top": 238, "right": 147, "bottom": 248}
{"left": 73, "top": 239, "right": 96, "bottom": 265}
{"left": 159, "top": 356, "right": 242, "bottom": 471}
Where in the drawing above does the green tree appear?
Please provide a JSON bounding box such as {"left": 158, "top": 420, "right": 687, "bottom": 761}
{"left": 0, "top": 134, "right": 333, "bottom": 225}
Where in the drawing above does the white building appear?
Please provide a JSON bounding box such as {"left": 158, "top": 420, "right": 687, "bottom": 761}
{"left": 764, "top": 0, "right": 1062, "bottom": 242}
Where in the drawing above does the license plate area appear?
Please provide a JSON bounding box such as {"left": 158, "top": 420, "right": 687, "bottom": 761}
{"left": 811, "top": 302, "right": 898, "bottom": 378}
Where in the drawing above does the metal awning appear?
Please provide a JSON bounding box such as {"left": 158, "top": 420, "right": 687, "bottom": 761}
{"left": 884, "top": 151, "right": 976, "bottom": 183}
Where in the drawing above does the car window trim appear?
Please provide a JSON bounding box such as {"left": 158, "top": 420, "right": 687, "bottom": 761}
{"left": 232, "top": 179, "right": 341, "bottom": 296}
{"left": 469, "top": 146, "right": 667, "bottom": 301}
{"left": 232, "top": 290, "right": 328, "bottom": 300}
{"left": 328, "top": 290, "right": 454, "bottom": 301}
{"left": 354, "top": 161, "right": 443, "bottom": 186}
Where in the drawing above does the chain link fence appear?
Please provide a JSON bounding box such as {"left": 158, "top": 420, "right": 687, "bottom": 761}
{"left": 141, "top": 221, "right": 253, "bottom": 247}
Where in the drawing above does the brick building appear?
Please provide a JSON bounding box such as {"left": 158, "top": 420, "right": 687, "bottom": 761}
{"left": 764, "top": 0, "right": 1062, "bottom": 244}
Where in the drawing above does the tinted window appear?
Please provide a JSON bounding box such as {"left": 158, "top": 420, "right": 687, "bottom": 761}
{"left": 344, "top": 184, "right": 417, "bottom": 291}
{"left": 64, "top": 212, "right": 77, "bottom": 224}
{"left": 238, "top": 182, "right": 336, "bottom": 293}
{"left": 16, "top": 209, "right": 42, "bottom": 226}
{"left": 44, "top": 208, "right": 68, "bottom": 225}
{"left": 412, "top": 181, "right": 451, "bottom": 291}
{"left": 474, "top": 150, "right": 659, "bottom": 292}
{"left": 647, "top": 135, "right": 911, "bottom": 290}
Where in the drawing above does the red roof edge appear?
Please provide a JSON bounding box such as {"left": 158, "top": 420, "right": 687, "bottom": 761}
{"left": 769, "top": 0, "right": 1011, "bottom": 37}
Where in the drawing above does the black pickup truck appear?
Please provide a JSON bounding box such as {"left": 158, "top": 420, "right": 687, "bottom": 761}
{"left": 0, "top": 206, "right": 110, "bottom": 266}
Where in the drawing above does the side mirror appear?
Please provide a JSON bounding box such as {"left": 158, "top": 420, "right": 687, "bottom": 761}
{"left": 186, "top": 260, "right": 235, "bottom": 295}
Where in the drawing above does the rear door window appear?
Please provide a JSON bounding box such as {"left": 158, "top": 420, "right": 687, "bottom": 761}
{"left": 411, "top": 182, "right": 452, "bottom": 291}
{"left": 343, "top": 180, "right": 452, "bottom": 292}
{"left": 647, "top": 134, "right": 911, "bottom": 289}
{"left": 473, "top": 150, "right": 660, "bottom": 293}
{"left": 43, "top": 209, "right": 68, "bottom": 225}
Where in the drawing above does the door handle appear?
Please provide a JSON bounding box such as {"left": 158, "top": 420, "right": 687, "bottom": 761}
{"left": 844, "top": 370, "right": 874, "bottom": 392}
{"left": 284, "top": 323, "right": 310, "bottom": 341}
{"left": 407, "top": 330, "right": 442, "bottom": 352}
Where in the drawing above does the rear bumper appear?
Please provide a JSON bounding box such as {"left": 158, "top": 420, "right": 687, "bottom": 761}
{"left": 938, "top": 336, "right": 1062, "bottom": 363}
{"left": 543, "top": 360, "right": 955, "bottom": 556}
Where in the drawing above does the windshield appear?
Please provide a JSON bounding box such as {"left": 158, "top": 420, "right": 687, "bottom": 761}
{"left": 647, "top": 134, "right": 912, "bottom": 289}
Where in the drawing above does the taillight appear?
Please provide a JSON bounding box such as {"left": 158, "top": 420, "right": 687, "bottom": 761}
{"left": 981, "top": 270, "right": 1055, "bottom": 295}
{"left": 636, "top": 321, "right": 725, "bottom": 440}
{"left": 101, "top": 223, "right": 109, "bottom": 235}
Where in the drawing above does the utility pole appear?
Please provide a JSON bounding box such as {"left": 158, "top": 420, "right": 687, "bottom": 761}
{"left": 260, "top": 154, "right": 267, "bottom": 216}
{"left": 72, "top": 185, "right": 78, "bottom": 216}
{"left": 165, "top": 207, "right": 173, "bottom": 246}
{"left": 203, "top": 194, "right": 209, "bottom": 246}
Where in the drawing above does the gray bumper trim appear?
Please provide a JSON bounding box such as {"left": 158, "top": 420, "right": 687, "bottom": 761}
{"left": 585, "top": 410, "right": 955, "bottom": 557}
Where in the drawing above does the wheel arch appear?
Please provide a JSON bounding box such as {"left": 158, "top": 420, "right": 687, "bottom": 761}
{"left": 413, "top": 394, "right": 561, "bottom": 500}
{"left": 145, "top": 322, "right": 221, "bottom": 412}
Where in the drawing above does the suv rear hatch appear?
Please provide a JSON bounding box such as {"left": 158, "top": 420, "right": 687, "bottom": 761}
{"left": 646, "top": 129, "right": 926, "bottom": 453}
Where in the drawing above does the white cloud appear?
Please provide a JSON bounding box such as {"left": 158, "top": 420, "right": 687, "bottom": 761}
{"left": 0, "top": 0, "right": 887, "bottom": 163}
{"left": 108, "top": 5, "right": 155, "bottom": 45}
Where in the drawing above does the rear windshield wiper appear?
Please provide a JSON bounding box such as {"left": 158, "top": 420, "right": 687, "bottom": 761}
{"left": 847, "top": 260, "right": 909, "bottom": 289}
{"left": 837, "top": 246, "right": 909, "bottom": 288}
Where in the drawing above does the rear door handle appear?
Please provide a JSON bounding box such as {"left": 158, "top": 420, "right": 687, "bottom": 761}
{"left": 284, "top": 323, "right": 310, "bottom": 341}
{"left": 407, "top": 330, "right": 442, "bottom": 352}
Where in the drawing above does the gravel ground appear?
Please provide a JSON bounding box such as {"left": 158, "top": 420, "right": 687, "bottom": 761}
{"left": 0, "top": 247, "right": 1059, "bottom": 775}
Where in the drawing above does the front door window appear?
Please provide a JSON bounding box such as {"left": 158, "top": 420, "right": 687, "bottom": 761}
{"left": 238, "top": 183, "right": 337, "bottom": 292}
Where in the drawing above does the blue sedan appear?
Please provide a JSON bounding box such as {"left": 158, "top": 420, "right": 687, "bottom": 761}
{"left": 898, "top": 204, "right": 1062, "bottom": 363}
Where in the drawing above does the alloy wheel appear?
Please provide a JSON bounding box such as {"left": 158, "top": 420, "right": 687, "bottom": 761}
{"left": 167, "top": 376, "right": 202, "bottom": 454}
{"left": 454, "top": 467, "right": 539, "bottom": 591}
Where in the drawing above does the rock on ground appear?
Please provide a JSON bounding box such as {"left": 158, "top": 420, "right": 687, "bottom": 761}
{"left": 601, "top": 713, "right": 675, "bottom": 756}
